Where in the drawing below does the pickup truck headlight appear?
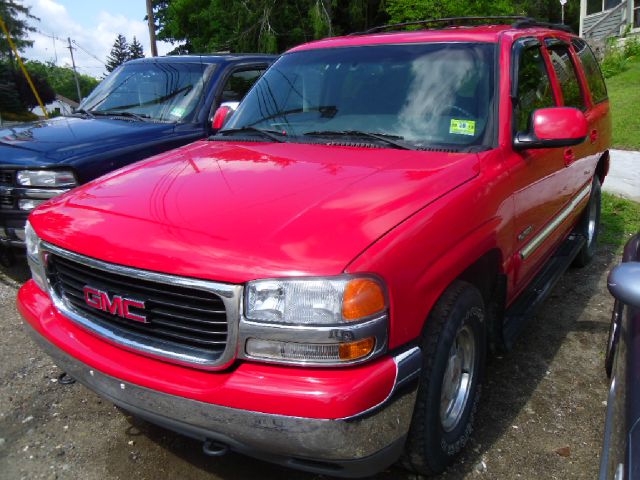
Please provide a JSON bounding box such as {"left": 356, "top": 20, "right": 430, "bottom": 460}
{"left": 16, "top": 170, "right": 77, "bottom": 187}
{"left": 25, "top": 221, "right": 47, "bottom": 291}
{"left": 243, "top": 276, "right": 388, "bottom": 365}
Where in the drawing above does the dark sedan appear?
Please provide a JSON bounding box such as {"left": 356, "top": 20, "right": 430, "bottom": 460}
{"left": 601, "top": 233, "right": 640, "bottom": 480}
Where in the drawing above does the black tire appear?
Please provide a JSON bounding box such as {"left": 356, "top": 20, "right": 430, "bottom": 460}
{"left": 402, "top": 280, "right": 486, "bottom": 476}
{"left": 573, "top": 175, "right": 601, "bottom": 267}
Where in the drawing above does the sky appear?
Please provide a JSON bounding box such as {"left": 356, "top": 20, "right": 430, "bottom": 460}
{"left": 21, "top": 0, "right": 175, "bottom": 78}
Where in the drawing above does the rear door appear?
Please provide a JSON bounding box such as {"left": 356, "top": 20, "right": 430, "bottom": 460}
{"left": 570, "top": 37, "right": 612, "bottom": 162}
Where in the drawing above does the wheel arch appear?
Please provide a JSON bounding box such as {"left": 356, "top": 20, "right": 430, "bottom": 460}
{"left": 595, "top": 150, "right": 609, "bottom": 184}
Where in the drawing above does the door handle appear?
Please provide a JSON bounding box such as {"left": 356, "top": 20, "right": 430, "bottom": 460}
{"left": 564, "top": 148, "right": 575, "bottom": 166}
{"left": 589, "top": 129, "right": 598, "bottom": 144}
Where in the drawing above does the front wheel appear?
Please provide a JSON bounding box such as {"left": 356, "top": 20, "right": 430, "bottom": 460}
{"left": 402, "top": 281, "right": 486, "bottom": 476}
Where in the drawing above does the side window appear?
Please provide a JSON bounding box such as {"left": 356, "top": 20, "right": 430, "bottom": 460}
{"left": 547, "top": 45, "right": 586, "bottom": 110}
{"left": 221, "top": 69, "right": 264, "bottom": 103}
{"left": 572, "top": 38, "right": 608, "bottom": 104}
{"left": 514, "top": 46, "right": 555, "bottom": 132}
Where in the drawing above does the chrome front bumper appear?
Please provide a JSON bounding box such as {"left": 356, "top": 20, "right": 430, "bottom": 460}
{"left": 28, "top": 325, "right": 422, "bottom": 477}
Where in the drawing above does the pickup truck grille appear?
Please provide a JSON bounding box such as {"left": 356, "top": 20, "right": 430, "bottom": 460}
{"left": 44, "top": 248, "right": 237, "bottom": 367}
{"left": 0, "top": 170, "right": 13, "bottom": 184}
{"left": 0, "top": 195, "right": 12, "bottom": 208}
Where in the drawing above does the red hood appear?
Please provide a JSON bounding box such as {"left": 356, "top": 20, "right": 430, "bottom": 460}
{"left": 31, "top": 140, "right": 479, "bottom": 283}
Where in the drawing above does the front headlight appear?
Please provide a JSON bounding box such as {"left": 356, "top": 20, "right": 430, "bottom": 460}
{"left": 246, "top": 276, "right": 386, "bottom": 325}
{"left": 25, "top": 221, "right": 47, "bottom": 291}
{"left": 17, "top": 170, "right": 77, "bottom": 187}
{"left": 243, "top": 276, "right": 388, "bottom": 365}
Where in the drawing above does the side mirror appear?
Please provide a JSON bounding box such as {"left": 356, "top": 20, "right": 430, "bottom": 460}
{"left": 211, "top": 101, "right": 239, "bottom": 132}
{"left": 608, "top": 262, "right": 640, "bottom": 308}
{"left": 513, "top": 107, "right": 588, "bottom": 150}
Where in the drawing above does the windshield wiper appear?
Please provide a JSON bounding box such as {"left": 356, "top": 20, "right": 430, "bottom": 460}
{"left": 304, "top": 130, "right": 417, "bottom": 150}
{"left": 91, "top": 111, "right": 152, "bottom": 122}
{"left": 214, "top": 127, "right": 287, "bottom": 143}
{"left": 72, "top": 108, "right": 95, "bottom": 118}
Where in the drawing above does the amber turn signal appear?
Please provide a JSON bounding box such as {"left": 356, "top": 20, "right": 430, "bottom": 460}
{"left": 342, "top": 278, "right": 386, "bottom": 321}
{"left": 338, "top": 337, "right": 375, "bottom": 361}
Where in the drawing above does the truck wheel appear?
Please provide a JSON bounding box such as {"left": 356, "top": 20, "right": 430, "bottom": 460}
{"left": 403, "top": 280, "right": 486, "bottom": 475}
{"left": 573, "top": 175, "right": 601, "bottom": 268}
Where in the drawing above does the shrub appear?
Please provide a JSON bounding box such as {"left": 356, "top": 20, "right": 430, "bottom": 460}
{"left": 600, "top": 35, "right": 640, "bottom": 78}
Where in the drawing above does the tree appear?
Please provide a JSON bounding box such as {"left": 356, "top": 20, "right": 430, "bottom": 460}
{"left": 14, "top": 67, "right": 54, "bottom": 109}
{"left": 129, "top": 36, "right": 145, "bottom": 59}
{"left": 106, "top": 34, "right": 130, "bottom": 72}
{"left": 25, "top": 60, "right": 99, "bottom": 100}
{"left": 151, "top": 0, "right": 388, "bottom": 54}
{"left": 384, "top": 0, "right": 514, "bottom": 24}
{"left": 384, "top": 0, "right": 579, "bottom": 35}
{"left": 0, "top": 0, "right": 38, "bottom": 61}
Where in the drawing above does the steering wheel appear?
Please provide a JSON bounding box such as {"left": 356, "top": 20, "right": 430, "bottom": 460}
{"left": 445, "top": 105, "right": 474, "bottom": 118}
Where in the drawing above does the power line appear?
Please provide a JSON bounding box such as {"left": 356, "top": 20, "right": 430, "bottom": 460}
{"left": 35, "top": 30, "right": 107, "bottom": 67}
{"left": 72, "top": 40, "right": 106, "bottom": 66}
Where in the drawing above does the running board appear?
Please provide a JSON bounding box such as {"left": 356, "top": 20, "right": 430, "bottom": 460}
{"left": 502, "top": 234, "right": 585, "bottom": 350}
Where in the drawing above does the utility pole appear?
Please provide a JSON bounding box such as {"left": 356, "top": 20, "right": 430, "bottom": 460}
{"left": 67, "top": 37, "right": 83, "bottom": 103}
{"left": 146, "top": 0, "right": 158, "bottom": 57}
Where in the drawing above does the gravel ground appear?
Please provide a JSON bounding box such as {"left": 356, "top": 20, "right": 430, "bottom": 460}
{"left": 0, "top": 247, "right": 617, "bottom": 480}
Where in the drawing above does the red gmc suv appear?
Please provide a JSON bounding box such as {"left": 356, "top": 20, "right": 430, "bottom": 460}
{"left": 17, "top": 17, "right": 611, "bottom": 477}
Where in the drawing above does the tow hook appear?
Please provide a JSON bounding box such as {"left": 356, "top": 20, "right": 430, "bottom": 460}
{"left": 202, "top": 439, "right": 229, "bottom": 457}
{"left": 58, "top": 372, "right": 76, "bottom": 385}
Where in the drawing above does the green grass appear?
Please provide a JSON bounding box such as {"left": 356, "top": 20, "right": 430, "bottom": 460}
{"left": 606, "top": 57, "right": 640, "bottom": 150}
{"left": 600, "top": 192, "right": 640, "bottom": 247}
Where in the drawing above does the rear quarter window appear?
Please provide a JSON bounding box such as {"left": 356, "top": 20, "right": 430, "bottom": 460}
{"left": 571, "top": 38, "right": 608, "bottom": 104}
{"left": 547, "top": 44, "right": 586, "bottom": 110}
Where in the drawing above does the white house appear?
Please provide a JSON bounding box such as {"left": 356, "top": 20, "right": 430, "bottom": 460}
{"left": 580, "top": 0, "right": 640, "bottom": 40}
{"left": 31, "top": 94, "right": 80, "bottom": 118}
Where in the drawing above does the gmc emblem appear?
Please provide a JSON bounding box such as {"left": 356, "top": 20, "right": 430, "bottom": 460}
{"left": 83, "top": 286, "right": 147, "bottom": 323}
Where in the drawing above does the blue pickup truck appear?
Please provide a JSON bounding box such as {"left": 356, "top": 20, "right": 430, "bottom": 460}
{"left": 0, "top": 54, "right": 274, "bottom": 257}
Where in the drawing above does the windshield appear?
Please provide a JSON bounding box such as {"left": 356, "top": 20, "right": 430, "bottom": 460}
{"left": 226, "top": 43, "right": 495, "bottom": 149}
{"left": 79, "top": 62, "right": 216, "bottom": 122}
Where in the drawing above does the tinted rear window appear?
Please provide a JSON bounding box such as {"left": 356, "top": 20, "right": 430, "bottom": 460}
{"left": 547, "top": 45, "right": 586, "bottom": 110}
{"left": 572, "top": 38, "right": 608, "bottom": 104}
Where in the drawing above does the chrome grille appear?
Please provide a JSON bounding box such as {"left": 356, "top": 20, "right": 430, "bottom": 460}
{"left": 43, "top": 244, "right": 241, "bottom": 369}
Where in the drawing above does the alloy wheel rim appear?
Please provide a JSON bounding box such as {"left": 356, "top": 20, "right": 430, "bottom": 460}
{"left": 440, "top": 325, "right": 476, "bottom": 433}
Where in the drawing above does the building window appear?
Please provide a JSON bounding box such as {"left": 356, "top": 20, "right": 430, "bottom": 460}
{"left": 634, "top": 0, "right": 640, "bottom": 27}
{"left": 587, "top": 0, "right": 622, "bottom": 15}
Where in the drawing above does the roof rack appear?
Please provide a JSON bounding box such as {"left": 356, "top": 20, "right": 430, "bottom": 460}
{"left": 351, "top": 16, "right": 573, "bottom": 36}
{"left": 512, "top": 18, "right": 573, "bottom": 33}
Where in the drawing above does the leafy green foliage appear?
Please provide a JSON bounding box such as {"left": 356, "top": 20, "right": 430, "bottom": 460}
{"left": 385, "top": 0, "right": 513, "bottom": 24}
{"left": 24, "top": 60, "right": 99, "bottom": 102}
{"left": 152, "top": 0, "right": 387, "bottom": 54}
{"left": 151, "top": 0, "right": 581, "bottom": 54}
{"left": 0, "top": 0, "right": 37, "bottom": 59}
{"left": 0, "top": 60, "right": 55, "bottom": 113}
